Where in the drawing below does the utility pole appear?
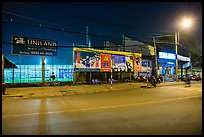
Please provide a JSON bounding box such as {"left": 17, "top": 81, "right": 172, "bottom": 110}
{"left": 122, "top": 35, "right": 125, "bottom": 52}
{"left": 73, "top": 43, "right": 76, "bottom": 85}
{"left": 153, "top": 36, "right": 158, "bottom": 77}
{"left": 86, "top": 26, "right": 91, "bottom": 48}
{"left": 110, "top": 59, "right": 113, "bottom": 89}
{"left": 2, "top": 54, "right": 4, "bottom": 83}
{"left": 175, "top": 30, "right": 179, "bottom": 82}
{"left": 189, "top": 50, "right": 192, "bottom": 75}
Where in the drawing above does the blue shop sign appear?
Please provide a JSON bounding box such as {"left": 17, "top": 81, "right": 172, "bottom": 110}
{"left": 159, "top": 52, "right": 175, "bottom": 60}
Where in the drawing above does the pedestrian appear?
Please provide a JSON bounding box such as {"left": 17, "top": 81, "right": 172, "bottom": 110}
{"left": 186, "top": 74, "right": 191, "bottom": 87}
{"left": 2, "top": 83, "right": 6, "bottom": 95}
{"left": 50, "top": 72, "right": 56, "bottom": 81}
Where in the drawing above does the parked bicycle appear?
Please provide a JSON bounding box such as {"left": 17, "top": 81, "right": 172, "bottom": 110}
{"left": 44, "top": 78, "right": 61, "bottom": 87}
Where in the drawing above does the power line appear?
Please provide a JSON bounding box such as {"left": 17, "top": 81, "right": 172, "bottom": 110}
{"left": 2, "top": 41, "right": 152, "bottom": 49}
{"left": 3, "top": 19, "right": 155, "bottom": 46}
{"left": 2, "top": 9, "right": 164, "bottom": 42}
{"left": 2, "top": 9, "right": 75, "bottom": 31}
{"left": 3, "top": 9, "right": 161, "bottom": 37}
{"left": 3, "top": 10, "right": 183, "bottom": 50}
{"left": 2, "top": 20, "right": 185, "bottom": 54}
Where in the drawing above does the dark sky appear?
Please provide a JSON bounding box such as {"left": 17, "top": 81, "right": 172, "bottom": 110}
{"left": 2, "top": 2, "right": 202, "bottom": 54}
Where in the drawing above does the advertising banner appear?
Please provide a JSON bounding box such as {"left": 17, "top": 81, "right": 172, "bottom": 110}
{"left": 134, "top": 55, "right": 142, "bottom": 72}
{"left": 74, "top": 50, "right": 100, "bottom": 72}
{"left": 125, "top": 55, "right": 133, "bottom": 72}
{"left": 101, "top": 54, "right": 111, "bottom": 72}
{"left": 111, "top": 54, "right": 126, "bottom": 72}
{"left": 12, "top": 35, "right": 58, "bottom": 56}
{"left": 73, "top": 47, "right": 142, "bottom": 72}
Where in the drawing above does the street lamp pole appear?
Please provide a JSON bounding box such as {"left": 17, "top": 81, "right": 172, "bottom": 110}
{"left": 153, "top": 36, "right": 158, "bottom": 77}
{"left": 175, "top": 30, "right": 179, "bottom": 82}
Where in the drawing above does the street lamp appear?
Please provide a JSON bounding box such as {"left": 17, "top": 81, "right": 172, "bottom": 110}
{"left": 180, "top": 18, "right": 193, "bottom": 30}
{"left": 175, "top": 17, "right": 193, "bottom": 82}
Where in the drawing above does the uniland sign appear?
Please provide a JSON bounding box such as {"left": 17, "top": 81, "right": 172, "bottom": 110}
{"left": 12, "top": 35, "right": 58, "bottom": 56}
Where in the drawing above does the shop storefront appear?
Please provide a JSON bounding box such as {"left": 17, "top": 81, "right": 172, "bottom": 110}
{"left": 157, "top": 51, "right": 176, "bottom": 82}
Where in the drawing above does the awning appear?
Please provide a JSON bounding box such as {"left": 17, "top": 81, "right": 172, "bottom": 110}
{"left": 177, "top": 54, "right": 190, "bottom": 62}
{"left": 3, "top": 57, "right": 18, "bottom": 68}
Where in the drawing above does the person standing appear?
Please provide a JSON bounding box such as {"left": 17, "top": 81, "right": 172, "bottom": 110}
{"left": 50, "top": 72, "right": 56, "bottom": 81}
{"left": 186, "top": 74, "right": 191, "bottom": 87}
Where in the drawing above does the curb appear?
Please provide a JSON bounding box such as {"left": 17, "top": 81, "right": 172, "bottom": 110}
{"left": 2, "top": 94, "right": 23, "bottom": 97}
{"left": 2, "top": 82, "right": 201, "bottom": 100}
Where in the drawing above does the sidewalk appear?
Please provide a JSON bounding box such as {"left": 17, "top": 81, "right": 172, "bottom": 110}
{"left": 2, "top": 81, "right": 200, "bottom": 100}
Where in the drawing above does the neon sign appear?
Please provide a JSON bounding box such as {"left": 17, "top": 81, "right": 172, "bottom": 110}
{"left": 159, "top": 52, "right": 176, "bottom": 60}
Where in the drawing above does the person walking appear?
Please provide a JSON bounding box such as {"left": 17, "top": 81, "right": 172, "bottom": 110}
{"left": 186, "top": 74, "right": 191, "bottom": 87}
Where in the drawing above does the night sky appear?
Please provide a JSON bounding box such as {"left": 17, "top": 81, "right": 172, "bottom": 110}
{"left": 2, "top": 2, "right": 202, "bottom": 55}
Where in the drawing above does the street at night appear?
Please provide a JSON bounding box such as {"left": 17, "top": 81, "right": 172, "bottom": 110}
{"left": 2, "top": 2, "right": 202, "bottom": 135}
{"left": 2, "top": 83, "right": 202, "bottom": 135}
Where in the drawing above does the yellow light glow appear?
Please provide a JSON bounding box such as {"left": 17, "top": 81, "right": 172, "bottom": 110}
{"left": 178, "top": 17, "right": 193, "bottom": 30}
{"left": 182, "top": 18, "right": 192, "bottom": 28}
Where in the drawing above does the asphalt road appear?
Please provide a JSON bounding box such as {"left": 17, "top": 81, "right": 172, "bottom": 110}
{"left": 2, "top": 83, "right": 202, "bottom": 135}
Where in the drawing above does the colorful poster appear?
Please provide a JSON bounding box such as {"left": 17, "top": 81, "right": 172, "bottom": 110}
{"left": 134, "top": 55, "right": 142, "bottom": 72}
{"left": 111, "top": 54, "right": 126, "bottom": 72}
{"left": 74, "top": 50, "right": 100, "bottom": 72}
{"left": 125, "top": 55, "right": 133, "bottom": 72}
{"left": 101, "top": 54, "right": 111, "bottom": 72}
{"left": 73, "top": 47, "right": 142, "bottom": 72}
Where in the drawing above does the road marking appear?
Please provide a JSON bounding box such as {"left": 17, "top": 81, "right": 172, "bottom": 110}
{"left": 159, "top": 86, "right": 201, "bottom": 91}
{"left": 2, "top": 95, "right": 202, "bottom": 118}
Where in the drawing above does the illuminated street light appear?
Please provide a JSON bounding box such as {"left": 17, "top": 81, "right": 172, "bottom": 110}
{"left": 175, "top": 17, "right": 193, "bottom": 82}
{"left": 182, "top": 18, "right": 192, "bottom": 28}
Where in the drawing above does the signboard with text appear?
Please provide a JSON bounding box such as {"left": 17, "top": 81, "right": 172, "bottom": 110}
{"left": 12, "top": 35, "right": 58, "bottom": 56}
{"left": 158, "top": 52, "right": 175, "bottom": 60}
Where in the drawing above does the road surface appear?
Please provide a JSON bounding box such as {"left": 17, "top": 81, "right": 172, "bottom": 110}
{"left": 2, "top": 83, "right": 202, "bottom": 135}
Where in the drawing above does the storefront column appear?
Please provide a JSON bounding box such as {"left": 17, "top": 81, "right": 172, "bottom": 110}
{"left": 118, "top": 72, "right": 121, "bottom": 81}
{"left": 90, "top": 72, "right": 92, "bottom": 84}
{"left": 73, "top": 72, "right": 76, "bottom": 85}
{"left": 181, "top": 64, "right": 183, "bottom": 77}
{"left": 2, "top": 54, "right": 4, "bottom": 83}
{"left": 104, "top": 72, "right": 107, "bottom": 83}
{"left": 42, "top": 56, "right": 45, "bottom": 83}
{"left": 133, "top": 71, "right": 136, "bottom": 80}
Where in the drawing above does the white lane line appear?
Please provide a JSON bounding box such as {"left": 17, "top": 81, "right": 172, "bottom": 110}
{"left": 2, "top": 95, "right": 202, "bottom": 118}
